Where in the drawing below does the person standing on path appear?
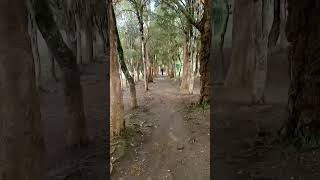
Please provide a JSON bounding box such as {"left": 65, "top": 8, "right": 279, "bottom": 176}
{"left": 161, "top": 68, "right": 164, "bottom": 76}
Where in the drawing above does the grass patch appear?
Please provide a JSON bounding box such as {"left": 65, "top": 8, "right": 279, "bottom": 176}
{"left": 191, "top": 101, "right": 210, "bottom": 113}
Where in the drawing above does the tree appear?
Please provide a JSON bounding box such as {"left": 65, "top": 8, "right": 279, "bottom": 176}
{"left": 251, "top": 0, "right": 274, "bottom": 104}
{"left": 282, "top": 0, "right": 320, "bottom": 138}
{"left": 268, "top": 0, "right": 280, "bottom": 48}
{"left": 33, "top": 0, "right": 88, "bottom": 147}
{"left": 27, "top": 5, "right": 42, "bottom": 89}
{"left": 109, "top": 1, "right": 126, "bottom": 136}
{"left": 163, "top": 0, "right": 213, "bottom": 103}
{"left": 112, "top": 6, "right": 138, "bottom": 109}
{"left": 219, "top": 0, "right": 230, "bottom": 76}
{"left": 128, "top": 0, "right": 149, "bottom": 91}
{"left": 225, "top": 0, "right": 255, "bottom": 88}
{"left": 225, "top": 0, "right": 274, "bottom": 104}
{"left": 0, "top": 1, "right": 45, "bottom": 179}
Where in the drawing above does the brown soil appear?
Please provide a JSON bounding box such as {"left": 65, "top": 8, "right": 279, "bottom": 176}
{"left": 112, "top": 76, "right": 210, "bottom": 180}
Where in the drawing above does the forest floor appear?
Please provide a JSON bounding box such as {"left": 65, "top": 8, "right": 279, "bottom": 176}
{"left": 111, "top": 76, "right": 210, "bottom": 180}
{"left": 40, "top": 47, "right": 320, "bottom": 180}
{"left": 212, "top": 48, "right": 320, "bottom": 180}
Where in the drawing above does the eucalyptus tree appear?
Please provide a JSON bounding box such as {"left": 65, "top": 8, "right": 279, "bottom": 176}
{"left": 127, "top": 0, "right": 150, "bottom": 91}
{"left": 0, "top": 1, "right": 45, "bottom": 179}
{"left": 112, "top": 6, "right": 138, "bottom": 109}
{"left": 225, "top": 0, "right": 274, "bottom": 105}
{"left": 162, "top": 0, "right": 212, "bottom": 103}
{"left": 33, "top": 0, "right": 89, "bottom": 147}
{"left": 109, "top": 2, "right": 126, "bottom": 136}
{"left": 149, "top": 5, "right": 183, "bottom": 80}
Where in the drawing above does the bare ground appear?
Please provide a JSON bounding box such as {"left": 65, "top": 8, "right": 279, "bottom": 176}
{"left": 40, "top": 47, "right": 320, "bottom": 180}
{"left": 111, "top": 76, "right": 210, "bottom": 180}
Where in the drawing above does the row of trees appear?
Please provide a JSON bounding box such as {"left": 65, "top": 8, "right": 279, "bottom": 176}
{"left": 0, "top": 0, "right": 319, "bottom": 179}
{"left": 1, "top": 0, "right": 109, "bottom": 179}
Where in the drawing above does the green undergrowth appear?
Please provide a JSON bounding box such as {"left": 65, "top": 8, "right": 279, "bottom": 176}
{"left": 191, "top": 101, "right": 210, "bottom": 113}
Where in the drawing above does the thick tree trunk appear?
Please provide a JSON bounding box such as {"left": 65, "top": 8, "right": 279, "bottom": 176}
{"left": 109, "top": 3, "right": 125, "bottom": 136}
{"left": 198, "top": 0, "right": 212, "bottom": 103}
{"left": 251, "top": 0, "right": 274, "bottom": 104}
{"left": 225, "top": 0, "right": 255, "bottom": 88}
{"left": 0, "top": 1, "right": 45, "bottom": 179}
{"left": 180, "top": 35, "right": 193, "bottom": 94}
{"left": 28, "top": 11, "right": 42, "bottom": 89}
{"left": 33, "top": 0, "right": 88, "bottom": 147}
{"left": 112, "top": 7, "right": 137, "bottom": 108}
{"left": 283, "top": 0, "right": 320, "bottom": 137}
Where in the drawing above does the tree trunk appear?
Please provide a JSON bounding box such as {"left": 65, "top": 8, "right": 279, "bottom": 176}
{"left": 0, "top": 1, "right": 45, "bottom": 179}
{"left": 219, "top": 0, "right": 229, "bottom": 77}
{"left": 28, "top": 10, "right": 42, "bottom": 89}
{"left": 111, "top": 8, "right": 137, "bottom": 108}
{"left": 33, "top": 0, "right": 88, "bottom": 147}
{"left": 75, "top": 13, "right": 82, "bottom": 64}
{"left": 198, "top": 0, "right": 212, "bottom": 103}
{"left": 180, "top": 35, "right": 193, "bottom": 94}
{"left": 268, "top": 0, "right": 280, "bottom": 48}
{"left": 279, "top": 0, "right": 288, "bottom": 48}
{"left": 252, "top": 0, "right": 274, "bottom": 104}
{"left": 283, "top": 0, "right": 320, "bottom": 138}
{"left": 109, "top": 3, "right": 125, "bottom": 136}
{"left": 82, "top": 22, "right": 94, "bottom": 64}
{"left": 225, "top": 0, "right": 255, "bottom": 88}
{"left": 136, "top": 14, "right": 148, "bottom": 91}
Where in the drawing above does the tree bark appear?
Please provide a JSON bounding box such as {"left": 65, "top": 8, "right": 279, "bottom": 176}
{"left": 283, "top": 0, "right": 320, "bottom": 137}
{"left": 33, "top": 0, "right": 88, "bottom": 147}
{"left": 279, "top": 0, "right": 288, "bottom": 48}
{"left": 28, "top": 10, "right": 42, "bottom": 89}
{"left": 225, "top": 0, "right": 255, "bottom": 88}
{"left": 268, "top": 0, "right": 280, "bottom": 48}
{"left": 180, "top": 34, "right": 193, "bottom": 94}
{"left": 82, "top": 22, "right": 94, "bottom": 64}
{"left": 0, "top": 1, "right": 45, "bottom": 179}
{"left": 111, "top": 7, "right": 137, "bottom": 108}
{"left": 109, "top": 3, "right": 125, "bottom": 136}
{"left": 198, "top": 0, "right": 212, "bottom": 103}
{"left": 219, "top": 0, "right": 229, "bottom": 77}
{"left": 252, "top": 0, "right": 274, "bottom": 104}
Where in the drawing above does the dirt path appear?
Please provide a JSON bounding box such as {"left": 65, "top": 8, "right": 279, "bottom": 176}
{"left": 112, "top": 77, "right": 210, "bottom": 180}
